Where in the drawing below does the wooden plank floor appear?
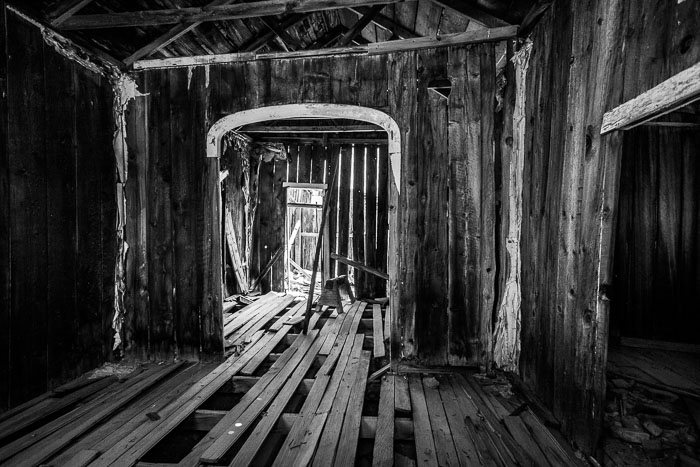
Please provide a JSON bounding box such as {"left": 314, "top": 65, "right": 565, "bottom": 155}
{"left": 0, "top": 295, "right": 580, "bottom": 466}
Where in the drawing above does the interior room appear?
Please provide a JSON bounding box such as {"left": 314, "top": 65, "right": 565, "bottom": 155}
{"left": 0, "top": 0, "right": 698, "bottom": 466}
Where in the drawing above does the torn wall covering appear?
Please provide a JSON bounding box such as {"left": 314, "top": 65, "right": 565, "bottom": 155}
{"left": 493, "top": 39, "right": 532, "bottom": 372}
{"left": 112, "top": 75, "right": 146, "bottom": 352}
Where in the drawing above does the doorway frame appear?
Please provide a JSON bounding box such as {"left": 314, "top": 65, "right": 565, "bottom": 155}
{"left": 206, "top": 103, "right": 401, "bottom": 353}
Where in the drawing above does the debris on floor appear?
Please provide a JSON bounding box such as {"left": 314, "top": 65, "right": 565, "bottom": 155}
{"left": 603, "top": 374, "right": 700, "bottom": 466}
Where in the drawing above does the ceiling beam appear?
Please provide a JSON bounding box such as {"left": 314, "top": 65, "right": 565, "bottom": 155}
{"left": 347, "top": 6, "right": 417, "bottom": 39}
{"left": 240, "top": 13, "right": 307, "bottom": 52}
{"left": 48, "top": 0, "right": 96, "bottom": 27}
{"left": 428, "top": 0, "right": 510, "bottom": 28}
{"left": 337, "top": 5, "right": 383, "bottom": 46}
{"left": 133, "top": 25, "right": 517, "bottom": 69}
{"left": 260, "top": 17, "right": 301, "bottom": 51}
{"left": 306, "top": 24, "right": 348, "bottom": 50}
{"left": 122, "top": 0, "right": 240, "bottom": 68}
{"left": 58, "top": 0, "right": 408, "bottom": 30}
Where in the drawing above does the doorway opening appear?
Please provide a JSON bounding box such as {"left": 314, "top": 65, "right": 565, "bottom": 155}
{"left": 219, "top": 120, "right": 391, "bottom": 301}
{"left": 601, "top": 70, "right": 700, "bottom": 462}
{"left": 206, "top": 104, "right": 400, "bottom": 356}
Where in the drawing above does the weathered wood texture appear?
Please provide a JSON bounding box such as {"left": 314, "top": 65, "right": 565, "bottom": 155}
{"left": 445, "top": 44, "right": 498, "bottom": 366}
{"left": 125, "top": 48, "right": 500, "bottom": 365}
{"left": 612, "top": 126, "right": 700, "bottom": 344}
{"left": 1, "top": 12, "right": 116, "bottom": 409}
{"left": 518, "top": 0, "right": 700, "bottom": 453}
{"left": 126, "top": 65, "right": 223, "bottom": 361}
{"left": 255, "top": 142, "right": 391, "bottom": 298}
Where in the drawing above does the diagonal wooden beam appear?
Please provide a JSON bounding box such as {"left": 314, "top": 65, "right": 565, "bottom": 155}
{"left": 240, "top": 13, "right": 307, "bottom": 53}
{"left": 428, "top": 0, "right": 510, "bottom": 28}
{"left": 347, "top": 6, "right": 417, "bottom": 39}
{"left": 48, "top": 0, "right": 96, "bottom": 27}
{"left": 122, "top": 0, "right": 239, "bottom": 67}
{"left": 337, "top": 4, "right": 383, "bottom": 46}
{"left": 306, "top": 24, "right": 349, "bottom": 50}
{"left": 58, "top": 0, "right": 407, "bottom": 30}
{"left": 260, "top": 17, "right": 301, "bottom": 51}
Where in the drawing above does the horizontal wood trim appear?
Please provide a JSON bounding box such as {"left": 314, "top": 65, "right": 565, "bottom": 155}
{"left": 243, "top": 124, "right": 383, "bottom": 133}
{"left": 367, "top": 26, "right": 516, "bottom": 54}
{"left": 254, "top": 136, "right": 389, "bottom": 145}
{"left": 282, "top": 182, "right": 327, "bottom": 189}
{"left": 330, "top": 253, "right": 389, "bottom": 280}
{"left": 601, "top": 61, "right": 700, "bottom": 134}
{"left": 133, "top": 26, "right": 517, "bottom": 70}
{"left": 59, "top": 0, "right": 407, "bottom": 29}
{"left": 288, "top": 202, "right": 322, "bottom": 209}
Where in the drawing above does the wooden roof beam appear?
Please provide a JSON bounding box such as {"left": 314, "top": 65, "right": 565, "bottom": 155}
{"left": 58, "top": 0, "right": 408, "bottom": 30}
{"left": 240, "top": 13, "right": 307, "bottom": 53}
{"left": 306, "top": 24, "right": 348, "bottom": 50}
{"left": 48, "top": 0, "right": 97, "bottom": 27}
{"left": 133, "top": 25, "right": 517, "bottom": 69}
{"left": 347, "top": 6, "right": 418, "bottom": 39}
{"left": 428, "top": 0, "right": 510, "bottom": 28}
{"left": 122, "top": 0, "right": 241, "bottom": 67}
{"left": 260, "top": 17, "right": 302, "bottom": 51}
{"left": 337, "top": 5, "right": 383, "bottom": 46}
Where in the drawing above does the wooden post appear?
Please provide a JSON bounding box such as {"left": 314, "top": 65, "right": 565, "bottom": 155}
{"left": 303, "top": 159, "right": 339, "bottom": 334}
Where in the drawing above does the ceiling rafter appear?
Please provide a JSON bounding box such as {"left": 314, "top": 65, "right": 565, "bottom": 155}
{"left": 337, "top": 5, "right": 383, "bottom": 46}
{"left": 260, "top": 17, "right": 302, "bottom": 51}
{"left": 428, "top": 0, "right": 511, "bottom": 28}
{"left": 240, "top": 13, "right": 308, "bottom": 53}
{"left": 306, "top": 24, "right": 349, "bottom": 50}
{"left": 122, "top": 0, "right": 241, "bottom": 67}
{"left": 57, "top": 0, "right": 407, "bottom": 30}
{"left": 48, "top": 0, "right": 96, "bottom": 27}
{"left": 347, "top": 5, "right": 418, "bottom": 39}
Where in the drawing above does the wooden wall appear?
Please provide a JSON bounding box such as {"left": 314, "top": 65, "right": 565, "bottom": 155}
{"left": 518, "top": 0, "right": 700, "bottom": 453}
{"left": 612, "top": 126, "right": 700, "bottom": 343}
{"left": 124, "top": 44, "right": 500, "bottom": 365}
{"left": 245, "top": 142, "right": 391, "bottom": 298}
{"left": 0, "top": 11, "right": 117, "bottom": 409}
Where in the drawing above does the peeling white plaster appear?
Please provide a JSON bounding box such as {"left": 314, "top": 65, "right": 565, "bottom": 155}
{"left": 187, "top": 66, "right": 194, "bottom": 90}
{"left": 493, "top": 39, "right": 532, "bottom": 373}
{"left": 111, "top": 75, "right": 147, "bottom": 352}
{"left": 205, "top": 65, "right": 210, "bottom": 88}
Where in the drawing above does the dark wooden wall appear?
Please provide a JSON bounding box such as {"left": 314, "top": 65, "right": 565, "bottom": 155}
{"left": 612, "top": 127, "right": 700, "bottom": 343}
{"left": 124, "top": 44, "right": 500, "bottom": 366}
{"left": 519, "top": 0, "right": 700, "bottom": 453}
{"left": 0, "top": 11, "right": 117, "bottom": 410}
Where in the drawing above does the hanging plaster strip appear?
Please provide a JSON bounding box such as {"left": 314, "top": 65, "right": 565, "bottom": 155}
{"left": 492, "top": 39, "right": 532, "bottom": 373}
{"left": 111, "top": 75, "right": 147, "bottom": 352}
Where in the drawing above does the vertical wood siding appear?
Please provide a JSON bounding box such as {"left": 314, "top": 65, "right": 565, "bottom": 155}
{"left": 124, "top": 45, "right": 500, "bottom": 366}
{"left": 0, "top": 12, "right": 116, "bottom": 409}
{"left": 518, "top": 0, "right": 700, "bottom": 453}
{"left": 612, "top": 127, "right": 700, "bottom": 343}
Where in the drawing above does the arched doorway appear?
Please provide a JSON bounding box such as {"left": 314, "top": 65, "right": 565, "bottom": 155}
{"left": 206, "top": 103, "right": 401, "bottom": 353}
